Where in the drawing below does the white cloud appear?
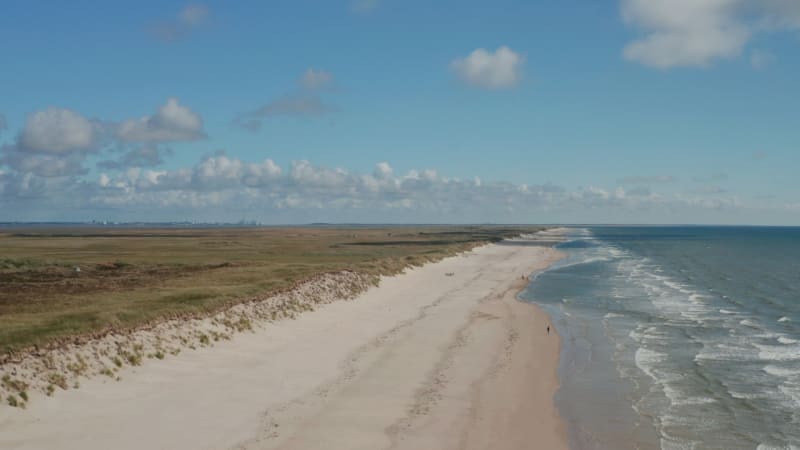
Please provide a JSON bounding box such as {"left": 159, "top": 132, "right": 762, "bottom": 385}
{"left": 621, "top": 0, "right": 747, "bottom": 68}
{"left": 19, "top": 107, "right": 95, "bottom": 154}
{"left": 1, "top": 100, "right": 204, "bottom": 178}
{"left": 451, "top": 46, "right": 525, "bottom": 89}
{"left": 300, "top": 68, "right": 334, "bottom": 90}
{"left": 621, "top": 0, "right": 800, "bottom": 68}
{"left": 0, "top": 154, "right": 788, "bottom": 223}
{"left": 117, "top": 98, "right": 206, "bottom": 142}
{"left": 0, "top": 148, "right": 87, "bottom": 178}
{"left": 289, "top": 160, "right": 351, "bottom": 189}
{"left": 82, "top": 157, "right": 723, "bottom": 221}
{"left": 98, "top": 145, "right": 171, "bottom": 170}
{"left": 374, "top": 162, "right": 393, "bottom": 179}
{"left": 150, "top": 4, "right": 211, "bottom": 41}
{"left": 0, "top": 107, "right": 97, "bottom": 178}
{"left": 194, "top": 154, "right": 282, "bottom": 189}
{"left": 0, "top": 106, "right": 789, "bottom": 225}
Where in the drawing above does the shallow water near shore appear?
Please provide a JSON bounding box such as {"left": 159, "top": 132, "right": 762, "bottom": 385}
{"left": 520, "top": 226, "right": 800, "bottom": 450}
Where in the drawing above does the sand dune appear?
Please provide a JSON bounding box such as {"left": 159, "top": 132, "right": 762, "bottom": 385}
{"left": 0, "top": 239, "right": 566, "bottom": 450}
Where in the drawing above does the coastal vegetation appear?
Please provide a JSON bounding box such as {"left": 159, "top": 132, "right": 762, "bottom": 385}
{"left": 0, "top": 225, "right": 543, "bottom": 357}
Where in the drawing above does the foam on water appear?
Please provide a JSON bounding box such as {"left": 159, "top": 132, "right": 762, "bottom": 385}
{"left": 663, "top": 384, "right": 717, "bottom": 406}
{"left": 754, "top": 343, "right": 800, "bottom": 362}
{"left": 551, "top": 255, "right": 611, "bottom": 270}
{"left": 695, "top": 343, "right": 757, "bottom": 362}
{"left": 741, "top": 319, "right": 761, "bottom": 328}
{"left": 763, "top": 365, "right": 797, "bottom": 378}
{"left": 779, "top": 381, "right": 800, "bottom": 408}
{"left": 634, "top": 348, "right": 666, "bottom": 381}
{"left": 526, "top": 227, "right": 800, "bottom": 449}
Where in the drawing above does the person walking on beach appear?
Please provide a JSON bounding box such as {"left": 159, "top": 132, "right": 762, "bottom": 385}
{"left": 547, "top": 325, "right": 550, "bottom": 335}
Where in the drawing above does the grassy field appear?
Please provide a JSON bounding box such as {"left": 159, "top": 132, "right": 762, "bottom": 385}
{"left": 0, "top": 225, "right": 544, "bottom": 356}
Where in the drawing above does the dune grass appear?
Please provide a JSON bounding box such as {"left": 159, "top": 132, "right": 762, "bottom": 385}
{"left": 0, "top": 225, "right": 543, "bottom": 356}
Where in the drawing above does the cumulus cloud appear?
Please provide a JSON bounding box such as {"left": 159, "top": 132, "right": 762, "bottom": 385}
{"left": 0, "top": 171, "right": 69, "bottom": 200}
{"left": 451, "top": 46, "right": 525, "bottom": 89}
{"left": 621, "top": 0, "right": 747, "bottom": 68}
{"left": 374, "top": 162, "right": 393, "bottom": 179}
{"left": 0, "top": 99, "right": 204, "bottom": 179}
{"left": 621, "top": 0, "right": 800, "bottom": 68}
{"left": 0, "top": 105, "right": 786, "bottom": 223}
{"left": 117, "top": 98, "right": 206, "bottom": 142}
{"left": 300, "top": 68, "right": 334, "bottom": 90}
{"left": 193, "top": 153, "right": 282, "bottom": 189}
{"left": 0, "top": 107, "right": 99, "bottom": 178}
{"left": 97, "top": 145, "right": 171, "bottom": 170}
{"left": 150, "top": 4, "right": 210, "bottom": 41}
{"left": 19, "top": 107, "right": 96, "bottom": 154}
{"left": 0, "top": 146, "right": 88, "bottom": 177}
{"left": 0, "top": 151, "right": 786, "bottom": 223}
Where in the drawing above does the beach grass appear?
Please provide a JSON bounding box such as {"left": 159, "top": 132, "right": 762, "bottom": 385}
{"left": 0, "top": 225, "right": 542, "bottom": 355}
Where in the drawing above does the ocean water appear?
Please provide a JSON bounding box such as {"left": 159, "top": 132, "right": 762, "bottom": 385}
{"left": 520, "top": 227, "right": 800, "bottom": 450}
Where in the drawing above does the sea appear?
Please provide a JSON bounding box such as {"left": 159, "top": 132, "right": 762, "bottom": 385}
{"left": 520, "top": 227, "right": 800, "bottom": 450}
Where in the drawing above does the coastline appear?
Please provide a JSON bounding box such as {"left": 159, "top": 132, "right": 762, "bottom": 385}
{"left": 0, "top": 237, "right": 567, "bottom": 450}
{"left": 455, "top": 266, "right": 568, "bottom": 450}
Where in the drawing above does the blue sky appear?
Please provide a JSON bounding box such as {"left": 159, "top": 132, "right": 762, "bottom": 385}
{"left": 0, "top": 0, "right": 798, "bottom": 224}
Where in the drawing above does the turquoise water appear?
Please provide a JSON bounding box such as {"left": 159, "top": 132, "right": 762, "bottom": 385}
{"left": 521, "top": 227, "right": 800, "bottom": 450}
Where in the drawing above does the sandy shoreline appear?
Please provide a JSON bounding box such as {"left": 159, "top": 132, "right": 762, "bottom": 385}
{"left": 0, "top": 237, "right": 567, "bottom": 450}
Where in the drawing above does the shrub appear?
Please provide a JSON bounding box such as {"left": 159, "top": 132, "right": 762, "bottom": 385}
{"left": 48, "top": 373, "right": 68, "bottom": 390}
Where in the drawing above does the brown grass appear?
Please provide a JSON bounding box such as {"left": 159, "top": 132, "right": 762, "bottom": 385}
{"left": 0, "top": 225, "right": 543, "bottom": 357}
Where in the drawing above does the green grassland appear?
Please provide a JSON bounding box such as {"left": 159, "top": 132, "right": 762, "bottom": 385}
{"left": 0, "top": 226, "right": 543, "bottom": 356}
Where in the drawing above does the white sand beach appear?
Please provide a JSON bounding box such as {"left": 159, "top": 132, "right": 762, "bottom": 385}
{"left": 0, "top": 238, "right": 566, "bottom": 450}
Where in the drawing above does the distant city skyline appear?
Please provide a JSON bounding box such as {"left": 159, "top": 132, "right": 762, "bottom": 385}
{"left": 1, "top": 1, "right": 798, "bottom": 224}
